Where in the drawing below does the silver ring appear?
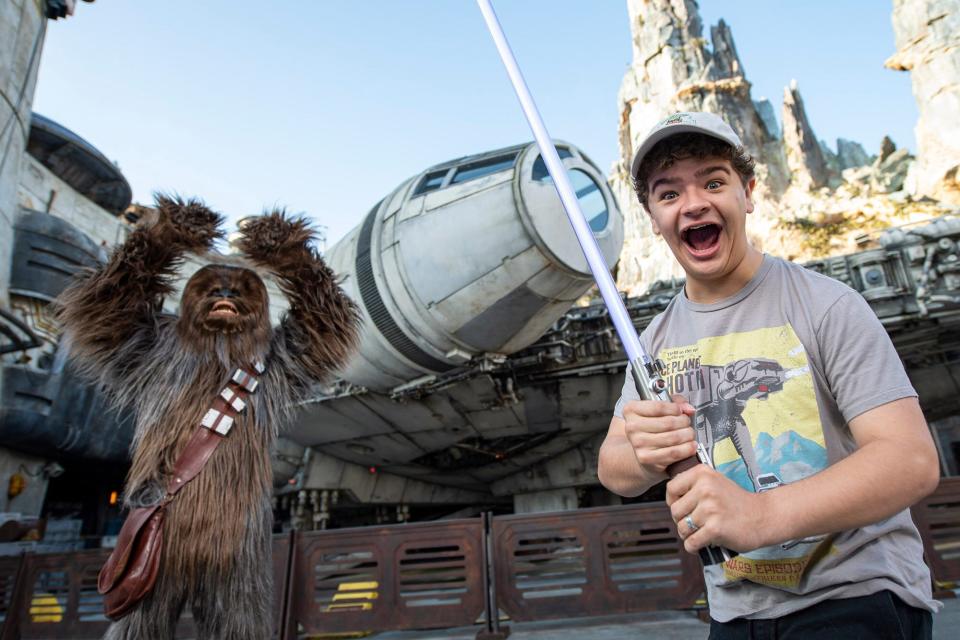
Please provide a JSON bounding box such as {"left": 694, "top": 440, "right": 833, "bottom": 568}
{"left": 684, "top": 515, "right": 699, "bottom": 533}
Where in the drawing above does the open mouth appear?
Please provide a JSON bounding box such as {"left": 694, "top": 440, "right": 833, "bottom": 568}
{"left": 207, "top": 300, "right": 239, "bottom": 321}
{"left": 681, "top": 223, "right": 721, "bottom": 256}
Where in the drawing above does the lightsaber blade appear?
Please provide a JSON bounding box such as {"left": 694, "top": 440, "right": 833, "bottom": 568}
{"left": 476, "top": 0, "right": 657, "bottom": 395}
{"left": 476, "top": 0, "right": 733, "bottom": 565}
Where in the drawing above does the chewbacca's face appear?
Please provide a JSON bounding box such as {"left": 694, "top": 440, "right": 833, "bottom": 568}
{"left": 180, "top": 265, "right": 269, "bottom": 335}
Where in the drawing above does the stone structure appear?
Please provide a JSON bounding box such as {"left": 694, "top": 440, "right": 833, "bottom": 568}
{"left": 837, "top": 138, "right": 872, "bottom": 170}
{"left": 0, "top": 2, "right": 102, "bottom": 520}
{"left": 782, "top": 80, "right": 829, "bottom": 191}
{"left": 612, "top": 0, "right": 957, "bottom": 295}
{"left": 612, "top": 0, "right": 791, "bottom": 288}
{"left": 886, "top": 0, "right": 960, "bottom": 204}
{"left": 0, "top": 2, "right": 51, "bottom": 518}
{"left": 1, "top": 0, "right": 46, "bottom": 307}
{"left": 18, "top": 155, "right": 129, "bottom": 247}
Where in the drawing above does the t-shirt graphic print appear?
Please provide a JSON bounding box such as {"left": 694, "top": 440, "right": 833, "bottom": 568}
{"left": 659, "top": 323, "right": 829, "bottom": 588}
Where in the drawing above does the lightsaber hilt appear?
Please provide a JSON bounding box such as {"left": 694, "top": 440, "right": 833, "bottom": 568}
{"left": 477, "top": 0, "right": 734, "bottom": 566}
{"left": 632, "top": 362, "right": 734, "bottom": 564}
{"left": 667, "top": 442, "right": 736, "bottom": 565}
{"left": 630, "top": 356, "right": 670, "bottom": 403}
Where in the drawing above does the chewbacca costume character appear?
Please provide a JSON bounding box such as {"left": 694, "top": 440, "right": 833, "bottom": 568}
{"left": 56, "top": 196, "right": 359, "bottom": 639}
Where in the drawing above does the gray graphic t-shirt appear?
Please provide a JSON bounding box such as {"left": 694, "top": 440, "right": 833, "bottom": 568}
{"left": 614, "top": 255, "right": 937, "bottom": 622}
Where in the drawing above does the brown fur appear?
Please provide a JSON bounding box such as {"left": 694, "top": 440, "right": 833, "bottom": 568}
{"left": 55, "top": 195, "right": 360, "bottom": 639}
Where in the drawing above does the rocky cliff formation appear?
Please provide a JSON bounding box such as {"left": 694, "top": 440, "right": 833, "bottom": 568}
{"left": 612, "top": 0, "right": 957, "bottom": 294}
{"left": 886, "top": 0, "right": 960, "bottom": 204}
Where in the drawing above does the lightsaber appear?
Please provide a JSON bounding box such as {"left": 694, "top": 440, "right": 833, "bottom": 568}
{"left": 476, "top": 0, "right": 733, "bottom": 565}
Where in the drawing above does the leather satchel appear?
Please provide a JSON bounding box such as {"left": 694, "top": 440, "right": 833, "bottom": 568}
{"left": 98, "top": 503, "right": 166, "bottom": 619}
{"left": 97, "top": 362, "right": 264, "bottom": 620}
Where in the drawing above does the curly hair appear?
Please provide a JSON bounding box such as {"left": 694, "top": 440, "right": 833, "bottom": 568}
{"left": 632, "top": 132, "right": 755, "bottom": 209}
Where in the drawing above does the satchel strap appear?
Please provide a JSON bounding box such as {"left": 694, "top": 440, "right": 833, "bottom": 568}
{"left": 98, "top": 360, "right": 265, "bottom": 599}
{"left": 167, "top": 361, "right": 264, "bottom": 497}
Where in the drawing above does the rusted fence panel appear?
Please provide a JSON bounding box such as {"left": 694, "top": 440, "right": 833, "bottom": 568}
{"left": 9, "top": 548, "right": 196, "bottom": 640}
{"left": 14, "top": 548, "right": 118, "bottom": 639}
{"left": 0, "top": 536, "right": 294, "bottom": 640}
{"left": 491, "top": 503, "right": 703, "bottom": 623}
{"left": 288, "top": 518, "right": 486, "bottom": 636}
{"left": 912, "top": 476, "right": 960, "bottom": 583}
{"left": 273, "top": 531, "right": 295, "bottom": 640}
{"left": 0, "top": 555, "right": 26, "bottom": 640}
{"left": 4, "top": 479, "right": 960, "bottom": 638}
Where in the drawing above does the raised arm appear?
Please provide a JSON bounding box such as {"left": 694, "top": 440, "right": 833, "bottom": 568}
{"left": 235, "top": 211, "right": 360, "bottom": 382}
{"left": 55, "top": 195, "right": 223, "bottom": 375}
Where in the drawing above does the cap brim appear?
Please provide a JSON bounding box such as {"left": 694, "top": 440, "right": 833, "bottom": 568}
{"left": 630, "top": 124, "right": 739, "bottom": 181}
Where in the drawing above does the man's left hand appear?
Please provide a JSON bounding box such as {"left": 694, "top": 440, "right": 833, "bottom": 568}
{"left": 666, "top": 465, "right": 769, "bottom": 554}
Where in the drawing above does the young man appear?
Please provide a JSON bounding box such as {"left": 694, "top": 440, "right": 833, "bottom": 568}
{"left": 598, "top": 112, "right": 940, "bottom": 637}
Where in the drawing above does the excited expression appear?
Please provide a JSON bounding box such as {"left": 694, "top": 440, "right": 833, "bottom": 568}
{"left": 645, "top": 156, "right": 761, "bottom": 303}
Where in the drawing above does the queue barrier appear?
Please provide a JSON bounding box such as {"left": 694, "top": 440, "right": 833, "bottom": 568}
{"left": 2, "top": 478, "right": 958, "bottom": 639}
{"left": 912, "top": 476, "right": 960, "bottom": 587}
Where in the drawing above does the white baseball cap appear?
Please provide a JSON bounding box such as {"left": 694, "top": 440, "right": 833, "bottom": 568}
{"left": 630, "top": 111, "right": 743, "bottom": 180}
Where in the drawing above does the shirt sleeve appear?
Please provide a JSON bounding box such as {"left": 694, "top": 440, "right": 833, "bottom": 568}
{"left": 816, "top": 290, "right": 917, "bottom": 423}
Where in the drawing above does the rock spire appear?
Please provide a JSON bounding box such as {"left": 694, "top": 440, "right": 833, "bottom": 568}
{"left": 611, "top": 0, "right": 952, "bottom": 294}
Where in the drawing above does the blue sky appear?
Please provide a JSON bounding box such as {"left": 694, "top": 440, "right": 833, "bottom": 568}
{"left": 34, "top": 1, "right": 916, "bottom": 247}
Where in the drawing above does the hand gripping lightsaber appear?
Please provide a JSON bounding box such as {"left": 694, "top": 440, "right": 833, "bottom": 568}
{"left": 476, "top": 0, "right": 733, "bottom": 566}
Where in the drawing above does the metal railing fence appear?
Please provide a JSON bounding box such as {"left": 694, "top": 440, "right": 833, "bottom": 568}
{"left": 2, "top": 479, "right": 958, "bottom": 639}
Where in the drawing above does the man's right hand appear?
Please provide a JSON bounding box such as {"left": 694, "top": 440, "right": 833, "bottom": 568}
{"left": 621, "top": 394, "right": 698, "bottom": 474}
{"left": 598, "top": 394, "right": 698, "bottom": 497}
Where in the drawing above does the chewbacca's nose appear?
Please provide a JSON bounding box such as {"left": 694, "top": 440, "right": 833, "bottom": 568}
{"left": 214, "top": 287, "right": 238, "bottom": 299}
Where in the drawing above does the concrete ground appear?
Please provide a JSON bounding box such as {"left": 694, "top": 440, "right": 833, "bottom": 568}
{"left": 369, "top": 594, "right": 960, "bottom": 640}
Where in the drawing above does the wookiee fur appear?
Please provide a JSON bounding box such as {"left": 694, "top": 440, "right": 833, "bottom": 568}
{"left": 55, "top": 195, "right": 360, "bottom": 639}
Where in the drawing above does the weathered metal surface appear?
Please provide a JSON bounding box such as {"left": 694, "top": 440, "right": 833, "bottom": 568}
{"left": 478, "top": 512, "right": 508, "bottom": 639}
{"left": 2, "top": 208, "right": 132, "bottom": 463}
{"left": 0, "top": 554, "right": 27, "bottom": 640}
{"left": 491, "top": 503, "right": 703, "bottom": 623}
{"left": 0, "top": 362, "right": 134, "bottom": 462}
{"left": 26, "top": 114, "right": 132, "bottom": 215}
{"left": 323, "top": 140, "right": 623, "bottom": 391}
{"left": 289, "top": 518, "right": 486, "bottom": 635}
{"left": 2, "top": 486, "right": 960, "bottom": 637}
{"left": 13, "top": 548, "right": 120, "bottom": 639}
{"left": 0, "top": 536, "right": 294, "bottom": 639}
{"left": 9, "top": 209, "right": 104, "bottom": 304}
{"left": 272, "top": 531, "right": 295, "bottom": 640}
{"left": 912, "top": 476, "right": 960, "bottom": 583}
{"left": 0, "top": 309, "right": 40, "bottom": 356}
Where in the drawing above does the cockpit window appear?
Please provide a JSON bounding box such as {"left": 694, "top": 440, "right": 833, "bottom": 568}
{"left": 570, "top": 169, "right": 609, "bottom": 233}
{"left": 531, "top": 147, "right": 574, "bottom": 182}
{"left": 451, "top": 154, "right": 517, "bottom": 185}
{"left": 413, "top": 169, "right": 451, "bottom": 196}
{"left": 535, "top": 165, "right": 609, "bottom": 234}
